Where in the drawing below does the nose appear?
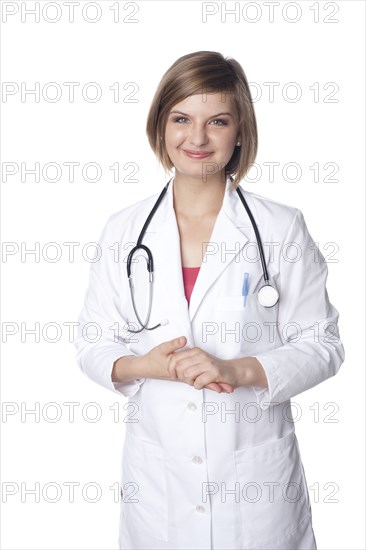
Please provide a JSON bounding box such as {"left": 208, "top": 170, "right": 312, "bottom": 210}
{"left": 189, "top": 124, "right": 209, "bottom": 147}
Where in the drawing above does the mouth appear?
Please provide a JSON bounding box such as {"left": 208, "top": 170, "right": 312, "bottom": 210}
{"left": 183, "top": 150, "right": 213, "bottom": 160}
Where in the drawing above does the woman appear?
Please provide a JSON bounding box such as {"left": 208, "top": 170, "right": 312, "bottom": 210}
{"left": 75, "top": 51, "right": 345, "bottom": 550}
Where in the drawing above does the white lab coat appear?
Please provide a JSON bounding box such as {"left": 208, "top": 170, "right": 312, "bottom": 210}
{"left": 75, "top": 175, "right": 345, "bottom": 550}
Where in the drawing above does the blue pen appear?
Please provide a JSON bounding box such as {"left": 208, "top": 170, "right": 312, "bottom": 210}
{"left": 242, "top": 272, "right": 249, "bottom": 307}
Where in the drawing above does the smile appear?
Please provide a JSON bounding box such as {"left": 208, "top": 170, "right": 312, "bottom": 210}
{"left": 183, "top": 150, "right": 213, "bottom": 159}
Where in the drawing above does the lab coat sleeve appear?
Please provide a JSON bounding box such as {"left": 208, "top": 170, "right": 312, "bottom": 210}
{"left": 252, "top": 209, "right": 345, "bottom": 411}
{"left": 74, "top": 215, "right": 146, "bottom": 398}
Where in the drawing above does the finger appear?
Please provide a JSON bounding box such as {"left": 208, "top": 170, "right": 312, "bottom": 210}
{"left": 175, "top": 362, "right": 210, "bottom": 386}
{"left": 193, "top": 372, "right": 217, "bottom": 391}
{"left": 175, "top": 364, "right": 200, "bottom": 385}
{"left": 204, "top": 382, "right": 234, "bottom": 393}
{"left": 173, "top": 348, "right": 202, "bottom": 363}
{"left": 168, "top": 349, "right": 200, "bottom": 377}
{"left": 205, "top": 382, "right": 224, "bottom": 393}
{"left": 161, "top": 336, "right": 187, "bottom": 355}
{"left": 165, "top": 336, "right": 192, "bottom": 378}
{"left": 174, "top": 353, "right": 203, "bottom": 374}
{"left": 217, "top": 382, "right": 234, "bottom": 393}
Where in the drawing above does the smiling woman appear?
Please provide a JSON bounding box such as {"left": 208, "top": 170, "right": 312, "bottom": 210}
{"left": 164, "top": 93, "right": 240, "bottom": 182}
{"left": 75, "top": 51, "right": 345, "bottom": 550}
{"left": 146, "top": 51, "right": 257, "bottom": 186}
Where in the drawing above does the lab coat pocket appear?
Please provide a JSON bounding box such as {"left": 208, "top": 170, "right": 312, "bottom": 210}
{"left": 217, "top": 290, "right": 278, "bottom": 356}
{"left": 121, "top": 431, "right": 169, "bottom": 541}
{"left": 234, "top": 430, "right": 311, "bottom": 549}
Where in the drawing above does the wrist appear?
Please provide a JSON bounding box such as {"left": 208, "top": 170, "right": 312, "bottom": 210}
{"left": 112, "top": 354, "right": 148, "bottom": 383}
{"left": 231, "top": 357, "right": 268, "bottom": 388}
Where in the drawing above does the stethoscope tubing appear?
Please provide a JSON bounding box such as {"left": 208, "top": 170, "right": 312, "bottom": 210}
{"left": 126, "top": 177, "right": 278, "bottom": 332}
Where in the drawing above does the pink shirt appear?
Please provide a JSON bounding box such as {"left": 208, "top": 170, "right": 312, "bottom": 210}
{"left": 182, "top": 267, "right": 200, "bottom": 305}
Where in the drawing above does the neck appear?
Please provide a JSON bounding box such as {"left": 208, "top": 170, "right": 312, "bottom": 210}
{"left": 172, "top": 172, "right": 227, "bottom": 218}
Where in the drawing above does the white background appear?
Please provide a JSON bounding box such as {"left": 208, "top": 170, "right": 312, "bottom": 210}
{"left": 1, "top": 1, "right": 365, "bottom": 549}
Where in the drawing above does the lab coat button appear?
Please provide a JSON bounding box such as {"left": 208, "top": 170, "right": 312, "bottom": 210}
{"left": 187, "top": 402, "right": 197, "bottom": 411}
{"left": 192, "top": 455, "right": 203, "bottom": 464}
{"left": 195, "top": 505, "right": 205, "bottom": 513}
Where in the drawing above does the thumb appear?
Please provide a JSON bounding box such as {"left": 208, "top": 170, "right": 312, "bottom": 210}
{"left": 166, "top": 336, "right": 187, "bottom": 352}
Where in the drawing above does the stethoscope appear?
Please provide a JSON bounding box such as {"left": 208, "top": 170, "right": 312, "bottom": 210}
{"left": 126, "top": 177, "right": 279, "bottom": 333}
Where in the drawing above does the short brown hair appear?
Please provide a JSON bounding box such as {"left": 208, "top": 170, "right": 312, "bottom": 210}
{"left": 146, "top": 51, "right": 258, "bottom": 187}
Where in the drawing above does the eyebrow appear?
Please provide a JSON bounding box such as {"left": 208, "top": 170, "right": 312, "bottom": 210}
{"left": 169, "top": 110, "right": 233, "bottom": 117}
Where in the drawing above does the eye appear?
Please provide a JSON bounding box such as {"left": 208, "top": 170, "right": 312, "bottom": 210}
{"left": 173, "top": 116, "right": 188, "bottom": 123}
{"left": 210, "top": 119, "right": 228, "bottom": 126}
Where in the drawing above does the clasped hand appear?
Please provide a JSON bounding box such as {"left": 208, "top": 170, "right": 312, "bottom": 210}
{"left": 168, "top": 336, "right": 237, "bottom": 393}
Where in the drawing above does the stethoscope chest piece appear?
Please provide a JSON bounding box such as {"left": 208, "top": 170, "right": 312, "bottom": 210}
{"left": 257, "top": 284, "right": 279, "bottom": 308}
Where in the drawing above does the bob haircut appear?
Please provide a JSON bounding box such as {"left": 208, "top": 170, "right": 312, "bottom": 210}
{"left": 146, "top": 51, "right": 258, "bottom": 187}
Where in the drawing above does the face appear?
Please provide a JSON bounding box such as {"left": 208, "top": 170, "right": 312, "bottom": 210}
{"left": 164, "top": 92, "right": 240, "bottom": 182}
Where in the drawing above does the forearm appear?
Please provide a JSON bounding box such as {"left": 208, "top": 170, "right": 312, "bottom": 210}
{"left": 230, "top": 356, "right": 268, "bottom": 388}
{"left": 112, "top": 354, "right": 150, "bottom": 383}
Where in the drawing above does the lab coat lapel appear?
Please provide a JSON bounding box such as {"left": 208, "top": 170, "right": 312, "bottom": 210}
{"left": 144, "top": 175, "right": 256, "bottom": 325}
{"left": 189, "top": 176, "right": 254, "bottom": 322}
